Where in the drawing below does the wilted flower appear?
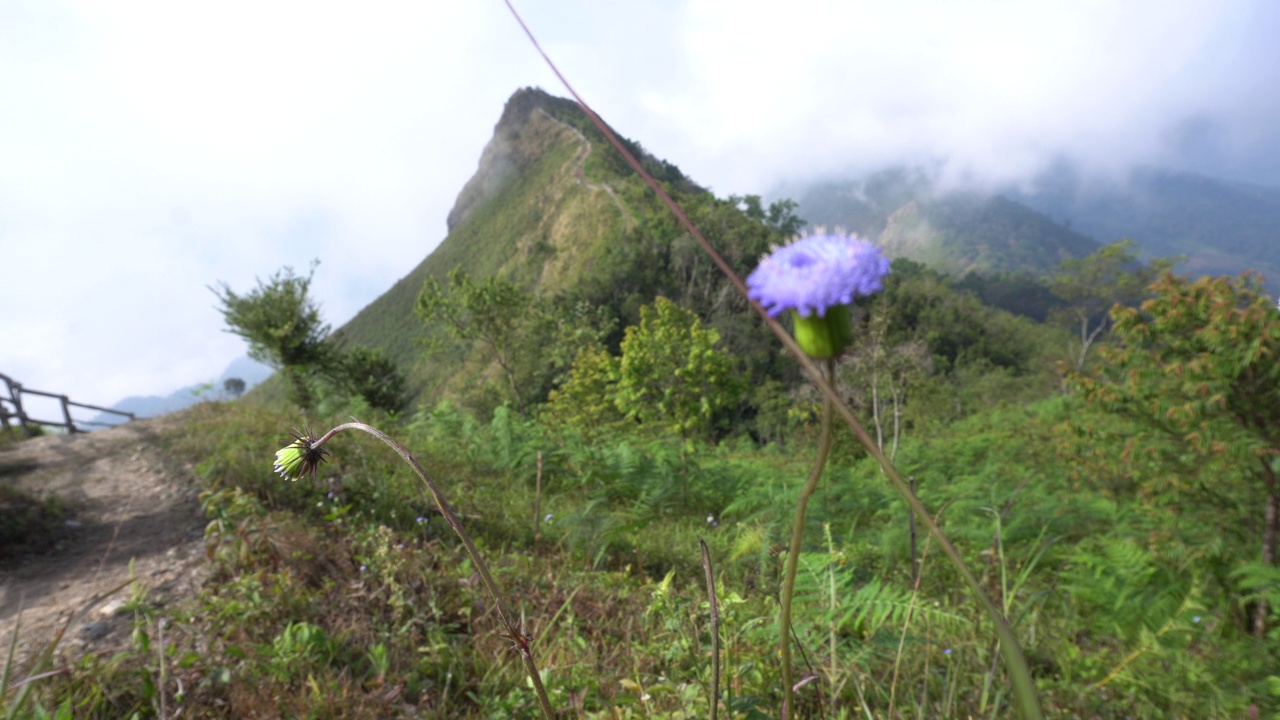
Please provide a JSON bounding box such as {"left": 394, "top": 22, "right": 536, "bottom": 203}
{"left": 273, "top": 427, "right": 330, "bottom": 481}
{"left": 747, "top": 231, "right": 889, "bottom": 358}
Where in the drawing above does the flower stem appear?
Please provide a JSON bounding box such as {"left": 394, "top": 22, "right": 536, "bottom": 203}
{"left": 779, "top": 359, "right": 836, "bottom": 720}
{"left": 311, "top": 422, "right": 555, "bottom": 720}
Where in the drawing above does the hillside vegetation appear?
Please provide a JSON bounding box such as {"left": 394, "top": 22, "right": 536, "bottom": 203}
{"left": 9, "top": 88, "right": 1279, "bottom": 719}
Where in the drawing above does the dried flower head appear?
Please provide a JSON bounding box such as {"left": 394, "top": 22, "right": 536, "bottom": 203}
{"left": 273, "top": 426, "right": 330, "bottom": 481}
{"left": 747, "top": 231, "right": 889, "bottom": 319}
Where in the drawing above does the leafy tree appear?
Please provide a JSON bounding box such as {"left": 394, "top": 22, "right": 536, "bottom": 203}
{"left": 615, "top": 297, "right": 741, "bottom": 447}
{"left": 1049, "top": 239, "right": 1176, "bottom": 370}
{"left": 843, "top": 306, "right": 932, "bottom": 462}
{"left": 211, "top": 263, "right": 332, "bottom": 409}
{"left": 416, "top": 267, "right": 536, "bottom": 413}
{"left": 222, "top": 377, "right": 246, "bottom": 398}
{"left": 1073, "top": 272, "right": 1280, "bottom": 637}
{"left": 865, "top": 258, "right": 1035, "bottom": 374}
{"left": 333, "top": 346, "right": 407, "bottom": 414}
{"left": 541, "top": 298, "right": 740, "bottom": 447}
{"left": 539, "top": 345, "right": 624, "bottom": 440}
{"left": 733, "top": 194, "right": 806, "bottom": 237}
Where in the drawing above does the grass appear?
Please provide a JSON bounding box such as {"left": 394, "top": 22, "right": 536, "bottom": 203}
{"left": 0, "top": 483, "right": 71, "bottom": 569}
{"left": 3, "top": 395, "right": 1269, "bottom": 718}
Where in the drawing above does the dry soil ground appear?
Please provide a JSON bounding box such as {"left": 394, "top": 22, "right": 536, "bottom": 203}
{"left": 0, "top": 415, "right": 208, "bottom": 669}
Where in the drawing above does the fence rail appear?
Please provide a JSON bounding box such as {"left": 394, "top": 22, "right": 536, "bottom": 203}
{"left": 0, "top": 372, "right": 135, "bottom": 436}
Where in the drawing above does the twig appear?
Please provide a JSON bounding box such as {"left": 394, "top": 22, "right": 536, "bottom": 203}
{"left": 700, "top": 538, "right": 720, "bottom": 720}
{"left": 779, "top": 359, "right": 835, "bottom": 719}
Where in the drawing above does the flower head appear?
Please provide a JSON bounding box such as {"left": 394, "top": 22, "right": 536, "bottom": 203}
{"left": 748, "top": 231, "right": 889, "bottom": 358}
{"left": 747, "top": 231, "right": 889, "bottom": 319}
{"left": 273, "top": 426, "right": 330, "bottom": 481}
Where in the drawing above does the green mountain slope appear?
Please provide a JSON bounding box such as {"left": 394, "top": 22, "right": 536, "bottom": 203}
{"left": 787, "top": 169, "right": 1100, "bottom": 276}
{"left": 332, "top": 90, "right": 643, "bottom": 403}
{"left": 331, "top": 88, "right": 773, "bottom": 411}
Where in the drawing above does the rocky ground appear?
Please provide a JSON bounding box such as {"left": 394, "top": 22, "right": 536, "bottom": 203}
{"left": 0, "top": 415, "right": 208, "bottom": 670}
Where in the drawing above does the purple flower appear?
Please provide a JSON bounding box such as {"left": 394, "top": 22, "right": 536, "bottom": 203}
{"left": 747, "top": 232, "right": 889, "bottom": 319}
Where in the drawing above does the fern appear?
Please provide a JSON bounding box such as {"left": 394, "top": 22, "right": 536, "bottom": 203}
{"left": 790, "top": 552, "right": 972, "bottom": 638}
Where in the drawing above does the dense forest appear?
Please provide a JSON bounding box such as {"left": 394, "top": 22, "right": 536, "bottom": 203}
{"left": 6, "top": 88, "right": 1279, "bottom": 718}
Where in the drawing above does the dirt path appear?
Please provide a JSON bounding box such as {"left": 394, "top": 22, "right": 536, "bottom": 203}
{"left": 536, "top": 107, "right": 636, "bottom": 230}
{"left": 0, "top": 415, "right": 208, "bottom": 668}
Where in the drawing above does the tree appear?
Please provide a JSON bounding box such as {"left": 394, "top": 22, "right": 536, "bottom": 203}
{"left": 211, "top": 263, "right": 331, "bottom": 410}
{"left": 1049, "top": 239, "right": 1176, "bottom": 371}
{"left": 614, "top": 297, "right": 740, "bottom": 447}
{"left": 333, "top": 346, "right": 407, "bottom": 414}
{"left": 540, "top": 345, "right": 624, "bottom": 440}
{"left": 417, "top": 268, "right": 535, "bottom": 413}
{"left": 223, "top": 377, "right": 246, "bottom": 398}
{"left": 1073, "top": 272, "right": 1280, "bottom": 637}
{"left": 844, "top": 306, "right": 932, "bottom": 462}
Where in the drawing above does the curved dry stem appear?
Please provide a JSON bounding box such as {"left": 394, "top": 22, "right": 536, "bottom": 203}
{"left": 779, "top": 360, "right": 835, "bottom": 719}
{"left": 312, "top": 422, "right": 555, "bottom": 720}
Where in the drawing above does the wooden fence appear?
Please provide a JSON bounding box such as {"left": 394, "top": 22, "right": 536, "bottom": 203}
{"left": 0, "top": 372, "right": 135, "bottom": 436}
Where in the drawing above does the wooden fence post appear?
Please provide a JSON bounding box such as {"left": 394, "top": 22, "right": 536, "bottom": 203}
{"left": 10, "top": 380, "right": 32, "bottom": 437}
{"left": 59, "top": 395, "right": 78, "bottom": 433}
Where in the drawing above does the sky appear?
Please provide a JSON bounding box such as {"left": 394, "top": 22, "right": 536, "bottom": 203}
{"left": 3, "top": 0, "right": 1278, "bottom": 413}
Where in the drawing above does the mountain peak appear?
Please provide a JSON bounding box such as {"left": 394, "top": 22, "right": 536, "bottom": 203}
{"left": 447, "top": 88, "right": 576, "bottom": 232}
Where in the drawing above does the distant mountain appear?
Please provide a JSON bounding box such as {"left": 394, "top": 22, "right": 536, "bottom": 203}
{"left": 1008, "top": 164, "right": 1280, "bottom": 292}
{"left": 784, "top": 168, "right": 1100, "bottom": 276}
{"left": 91, "top": 355, "right": 273, "bottom": 428}
{"left": 784, "top": 163, "right": 1280, "bottom": 294}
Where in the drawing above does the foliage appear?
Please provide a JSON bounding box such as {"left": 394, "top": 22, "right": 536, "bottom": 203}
{"left": 330, "top": 345, "right": 407, "bottom": 414}
{"left": 1049, "top": 239, "right": 1177, "bottom": 370}
{"left": 0, "top": 484, "right": 69, "bottom": 567}
{"left": 1072, "top": 271, "right": 1280, "bottom": 639}
{"left": 211, "top": 262, "right": 332, "bottom": 409}
{"left": 417, "top": 267, "right": 539, "bottom": 413}
{"left": 540, "top": 345, "right": 624, "bottom": 439}
{"left": 615, "top": 297, "right": 741, "bottom": 445}
{"left": 222, "top": 377, "right": 246, "bottom": 398}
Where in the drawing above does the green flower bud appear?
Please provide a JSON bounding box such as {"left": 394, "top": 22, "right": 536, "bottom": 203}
{"left": 272, "top": 427, "right": 329, "bottom": 480}
{"left": 791, "top": 304, "right": 853, "bottom": 359}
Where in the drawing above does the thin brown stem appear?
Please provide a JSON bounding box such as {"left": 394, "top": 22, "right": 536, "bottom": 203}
{"left": 311, "top": 422, "right": 555, "bottom": 719}
{"left": 779, "top": 359, "right": 836, "bottom": 720}
{"left": 700, "top": 539, "right": 720, "bottom": 720}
